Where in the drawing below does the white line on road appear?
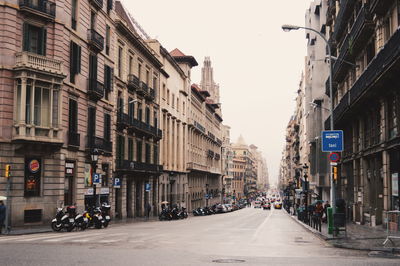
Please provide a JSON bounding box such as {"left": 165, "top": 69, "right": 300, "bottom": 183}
{"left": 251, "top": 208, "right": 274, "bottom": 242}
{"left": 43, "top": 232, "right": 104, "bottom": 242}
{"left": 16, "top": 234, "right": 65, "bottom": 242}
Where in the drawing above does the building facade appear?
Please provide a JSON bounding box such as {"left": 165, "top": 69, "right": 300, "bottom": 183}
{"left": 325, "top": 0, "right": 400, "bottom": 225}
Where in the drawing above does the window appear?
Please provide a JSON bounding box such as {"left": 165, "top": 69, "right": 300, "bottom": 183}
{"left": 162, "top": 83, "right": 166, "bottom": 99}
{"left": 145, "top": 107, "right": 150, "bottom": 124}
{"left": 107, "top": 0, "right": 113, "bottom": 14}
{"left": 87, "top": 106, "right": 96, "bottom": 137}
{"left": 105, "top": 25, "right": 110, "bottom": 55}
{"left": 167, "top": 89, "right": 170, "bottom": 104}
{"left": 89, "top": 53, "right": 98, "bottom": 81}
{"left": 145, "top": 143, "right": 151, "bottom": 164}
{"left": 70, "top": 41, "right": 81, "bottom": 83}
{"left": 90, "top": 11, "right": 96, "bottom": 29}
{"left": 129, "top": 56, "right": 133, "bottom": 74}
{"left": 68, "top": 99, "right": 78, "bottom": 133}
{"left": 138, "top": 63, "right": 142, "bottom": 80}
{"left": 104, "top": 65, "right": 113, "bottom": 100}
{"left": 183, "top": 101, "right": 185, "bottom": 115}
{"left": 16, "top": 80, "right": 58, "bottom": 128}
{"left": 366, "top": 38, "right": 376, "bottom": 65}
{"left": 118, "top": 47, "right": 123, "bottom": 78}
{"left": 177, "top": 98, "right": 179, "bottom": 112}
{"left": 153, "top": 111, "right": 158, "bottom": 128}
{"left": 128, "top": 138, "right": 134, "bottom": 161}
{"left": 104, "top": 113, "right": 111, "bottom": 142}
{"left": 116, "top": 135, "right": 125, "bottom": 166}
{"left": 25, "top": 158, "right": 41, "bottom": 197}
{"left": 172, "top": 94, "right": 175, "bottom": 108}
{"left": 23, "top": 23, "right": 46, "bottom": 55}
{"left": 146, "top": 70, "right": 150, "bottom": 85}
{"left": 136, "top": 139, "right": 142, "bottom": 162}
{"left": 71, "top": 0, "right": 78, "bottom": 30}
{"left": 128, "top": 97, "right": 135, "bottom": 121}
{"left": 153, "top": 77, "right": 157, "bottom": 90}
{"left": 137, "top": 103, "right": 142, "bottom": 121}
{"left": 101, "top": 164, "right": 109, "bottom": 186}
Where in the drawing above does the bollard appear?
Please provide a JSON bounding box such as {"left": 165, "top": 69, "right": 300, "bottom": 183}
{"left": 328, "top": 207, "right": 333, "bottom": 235}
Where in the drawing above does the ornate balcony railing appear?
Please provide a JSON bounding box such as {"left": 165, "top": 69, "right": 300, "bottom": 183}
{"left": 207, "top": 150, "right": 215, "bottom": 158}
{"left": 127, "top": 118, "right": 162, "bottom": 140}
{"left": 116, "top": 160, "right": 163, "bottom": 173}
{"left": 68, "top": 131, "right": 80, "bottom": 147}
{"left": 145, "top": 88, "right": 155, "bottom": 101}
{"left": 87, "top": 29, "right": 104, "bottom": 52}
{"left": 127, "top": 74, "right": 140, "bottom": 91}
{"left": 14, "top": 52, "right": 63, "bottom": 76}
{"left": 333, "top": 91, "right": 350, "bottom": 122}
{"left": 87, "top": 78, "right": 104, "bottom": 101}
{"left": 19, "top": 0, "right": 56, "bottom": 20}
{"left": 117, "top": 112, "right": 129, "bottom": 128}
{"left": 87, "top": 136, "right": 112, "bottom": 153}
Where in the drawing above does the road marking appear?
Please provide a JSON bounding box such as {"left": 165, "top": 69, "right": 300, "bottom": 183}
{"left": 43, "top": 232, "right": 104, "bottom": 242}
{"left": 251, "top": 208, "right": 274, "bottom": 241}
{"left": 17, "top": 234, "right": 64, "bottom": 242}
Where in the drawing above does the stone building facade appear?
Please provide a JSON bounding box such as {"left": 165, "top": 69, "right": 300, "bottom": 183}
{"left": 325, "top": 0, "right": 400, "bottom": 225}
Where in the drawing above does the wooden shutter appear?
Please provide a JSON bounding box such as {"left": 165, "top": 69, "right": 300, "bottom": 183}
{"left": 77, "top": 45, "right": 81, "bottom": 73}
{"left": 39, "top": 28, "right": 47, "bottom": 55}
{"left": 70, "top": 41, "right": 74, "bottom": 82}
{"left": 69, "top": 99, "right": 78, "bottom": 132}
{"left": 104, "top": 113, "right": 111, "bottom": 141}
{"left": 23, "top": 23, "right": 30, "bottom": 52}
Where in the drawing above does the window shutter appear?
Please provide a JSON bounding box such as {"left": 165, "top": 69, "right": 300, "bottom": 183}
{"left": 23, "top": 23, "right": 30, "bottom": 52}
{"left": 77, "top": 45, "right": 81, "bottom": 73}
{"left": 107, "top": 0, "right": 113, "bottom": 11}
{"left": 70, "top": 41, "right": 74, "bottom": 82}
{"left": 39, "top": 28, "right": 47, "bottom": 56}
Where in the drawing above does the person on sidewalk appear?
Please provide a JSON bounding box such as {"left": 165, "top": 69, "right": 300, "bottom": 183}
{"left": 315, "top": 201, "right": 324, "bottom": 232}
{"left": 322, "top": 201, "right": 330, "bottom": 223}
{"left": 0, "top": 201, "right": 6, "bottom": 234}
{"left": 145, "top": 202, "right": 152, "bottom": 220}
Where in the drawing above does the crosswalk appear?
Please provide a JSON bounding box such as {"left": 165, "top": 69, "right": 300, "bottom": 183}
{"left": 0, "top": 231, "right": 134, "bottom": 244}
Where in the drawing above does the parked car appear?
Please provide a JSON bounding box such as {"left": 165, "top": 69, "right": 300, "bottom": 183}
{"left": 253, "top": 201, "right": 262, "bottom": 208}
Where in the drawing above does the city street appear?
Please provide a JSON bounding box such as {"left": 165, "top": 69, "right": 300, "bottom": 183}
{"left": 0, "top": 207, "right": 398, "bottom": 266}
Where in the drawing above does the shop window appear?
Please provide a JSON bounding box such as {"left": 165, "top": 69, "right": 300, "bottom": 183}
{"left": 24, "top": 158, "right": 41, "bottom": 197}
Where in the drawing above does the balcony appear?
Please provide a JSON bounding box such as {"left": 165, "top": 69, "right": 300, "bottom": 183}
{"left": 207, "top": 150, "right": 215, "bottom": 159}
{"left": 87, "top": 136, "right": 112, "bottom": 154}
{"left": 87, "top": 78, "right": 104, "bottom": 101}
{"left": 332, "top": 0, "right": 356, "bottom": 42}
{"left": 332, "top": 6, "right": 374, "bottom": 82}
{"left": 68, "top": 131, "right": 80, "bottom": 147}
{"left": 327, "top": 28, "right": 400, "bottom": 127}
{"left": 14, "top": 52, "right": 64, "bottom": 76}
{"left": 127, "top": 74, "right": 140, "bottom": 91}
{"left": 187, "top": 162, "right": 208, "bottom": 172}
{"left": 145, "top": 88, "right": 155, "bottom": 101}
{"left": 117, "top": 112, "right": 129, "bottom": 129}
{"left": 116, "top": 160, "right": 163, "bottom": 173}
{"left": 89, "top": 0, "right": 103, "bottom": 9}
{"left": 87, "top": 29, "right": 104, "bottom": 53}
{"left": 127, "top": 118, "right": 162, "bottom": 140}
{"left": 19, "top": 0, "right": 56, "bottom": 20}
{"left": 137, "top": 81, "right": 149, "bottom": 96}
{"left": 370, "top": 0, "right": 393, "bottom": 16}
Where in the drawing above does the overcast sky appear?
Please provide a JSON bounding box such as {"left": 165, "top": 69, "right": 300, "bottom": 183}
{"left": 121, "top": 0, "right": 313, "bottom": 185}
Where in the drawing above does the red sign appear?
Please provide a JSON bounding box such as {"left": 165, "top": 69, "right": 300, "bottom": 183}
{"left": 329, "top": 152, "right": 340, "bottom": 162}
{"left": 29, "top": 159, "right": 40, "bottom": 173}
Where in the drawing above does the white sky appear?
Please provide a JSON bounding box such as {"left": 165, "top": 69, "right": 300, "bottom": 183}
{"left": 122, "top": 0, "right": 313, "bottom": 185}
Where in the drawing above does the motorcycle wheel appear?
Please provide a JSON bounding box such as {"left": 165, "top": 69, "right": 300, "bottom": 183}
{"left": 66, "top": 224, "right": 75, "bottom": 232}
{"left": 95, "top": 221, "right": 102, "bottom": 229}
{"left": 51, "top": 221, "right": 62, "bottom": 232}
{"left": 103, "top": 221, "right": 109, "bottom": 228}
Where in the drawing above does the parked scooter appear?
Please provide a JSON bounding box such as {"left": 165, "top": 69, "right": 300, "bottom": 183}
{"left": 51, "top": 205, "right": 76, "bottom": 232}
{"left": 84, "top": 206, "right": 104, "bottom": 229}
{"left": 101, "top": 203, "right": 111, "bottom": 228}
{"left": 159, "top": 208, "right": 172, "bottom": 221}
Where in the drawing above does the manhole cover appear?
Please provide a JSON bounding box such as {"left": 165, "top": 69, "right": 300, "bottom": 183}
{"left": 212, "top": 259, "right": 246, "bottom": 263}
{"left": 368, "top": 251, "right": 400, "bottom": 258}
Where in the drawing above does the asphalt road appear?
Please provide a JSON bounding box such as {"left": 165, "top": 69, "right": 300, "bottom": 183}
{"left": 0, "top": 207, "right": 398, "bottom": 266}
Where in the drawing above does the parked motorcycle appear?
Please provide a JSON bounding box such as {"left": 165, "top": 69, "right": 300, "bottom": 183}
{"left": 84, "top": 206, "right": 104, "bottom": 229}
{"left": 51, "top": 205, "right": 76, "bottom": 232}
{"left": 101, "top": 203, "right": 111, "bottom": 228}
{"left": 159, "top": 208, "right": 172, "bottom": 221}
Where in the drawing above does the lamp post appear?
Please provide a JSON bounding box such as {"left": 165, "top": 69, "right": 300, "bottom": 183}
{"left": 282, "top": 24, "right": 336, "bottom": 211}
{"left": 91, "top": 148, "right": 99, "bottom": 207}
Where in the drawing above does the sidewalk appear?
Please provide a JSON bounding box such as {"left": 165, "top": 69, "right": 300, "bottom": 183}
{"left": 286, "top": 210, "right": 400, "bottom": 253}
{"left": 2, "top": 216, "right": 159, "bottom": 236}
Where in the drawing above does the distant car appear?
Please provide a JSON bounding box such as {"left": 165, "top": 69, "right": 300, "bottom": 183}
{"left": 263, "top": 203, "right": 271, "bottom": 210}
{"left": 274, "top": 202, "right": 282, "bottom": 209}
{"left": 253, "top": 201, "right": 262, "bottom": 208}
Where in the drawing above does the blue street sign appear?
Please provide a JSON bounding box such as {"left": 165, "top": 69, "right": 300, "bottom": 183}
{"left": 145, "top": 183, "right": 151, "bottom": 192}
{"left": 322, "top": 130, "right": 344, "bottom": 152}
{"left": 113, "top": 177, "right": 121, "bottom": 188}
{"left": 93, "top": 173, "right": 101, "bottom": 184}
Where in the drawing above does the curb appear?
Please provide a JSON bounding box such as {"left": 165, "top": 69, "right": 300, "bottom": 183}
{"left": 284, "top": 210, "right": 400, "bottom": 253}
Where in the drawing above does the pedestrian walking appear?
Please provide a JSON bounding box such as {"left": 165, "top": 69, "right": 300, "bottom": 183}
{"left": 0, "top": 201, "right": 6, "bottom": 234}
{"left": 315, "top": 201, "right": 324, "bottom": 232}
{"left": 322, "top": 201, "right": 330, "bottom": 223}
{"left": 145, "top": 202, "right": 151, "bottom": 220}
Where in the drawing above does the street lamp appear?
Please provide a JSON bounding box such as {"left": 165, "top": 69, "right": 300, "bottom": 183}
{"left": 91, "top": 148, "right": 99, "bottom": 207}
{"left": 282, "top": 24, "right": 336, "bottom": 212}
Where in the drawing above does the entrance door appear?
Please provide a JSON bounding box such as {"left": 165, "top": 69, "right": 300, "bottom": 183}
{"left": 64, "top": 175, "right": 74, "bottom": 206}
{"left": 135, "top": 181, "right": 141, "bottom": 217}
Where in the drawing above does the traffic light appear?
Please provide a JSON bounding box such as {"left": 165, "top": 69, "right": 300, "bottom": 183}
{"left": 5, "top": 164, "right": 10, "bottom": 178}
{"left": 333, "top": 166, "right": 338, "bottom": 181}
